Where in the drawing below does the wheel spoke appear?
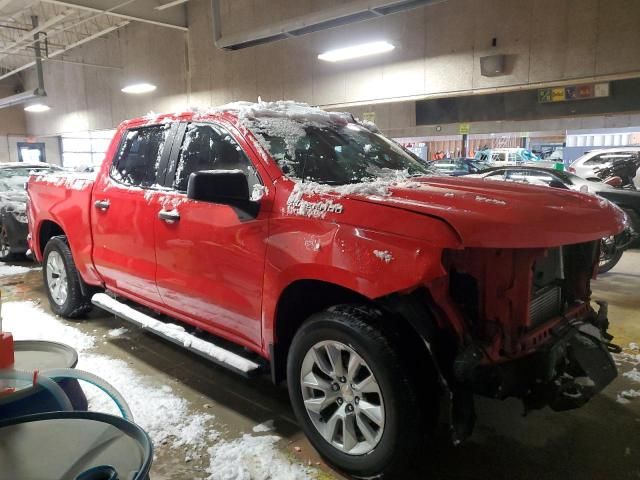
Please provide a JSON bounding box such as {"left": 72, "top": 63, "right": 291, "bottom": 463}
{"left": 324, "top": 343, "right": 344, "bottom": 378}
{"left": 356, "top": 413, "right": 377, "bottom": 445}
{"left": 311, "top": 347, "right": 334, "bottom": 377}
{"left": 324, "top": 407, "right": 342, "bottom": 441}
{"left": 358, "top": 400, "right": 384, "bottom": 427}
{"left": 354, "top": 373, "right": 378, "bottom": 394}
{"left": 342, "top": 413, "right": 358, "bottom": 452}
{"left": 346, "top": 352, "right": 362, "bottom": 382}
{"left": 302, "top": 371, "right": 332, "bottom": 394}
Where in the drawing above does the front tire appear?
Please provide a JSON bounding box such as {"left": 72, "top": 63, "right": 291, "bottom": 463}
{"left": 287, "top": 306, "right": 434, "bottom": 478}
{"left": 43, "top": 236, "right": 92, "bottom": 318}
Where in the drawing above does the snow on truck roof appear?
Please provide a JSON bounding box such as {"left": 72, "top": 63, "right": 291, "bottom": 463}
{"left": 142, "top": 100, "right": 363, "bottom": 129}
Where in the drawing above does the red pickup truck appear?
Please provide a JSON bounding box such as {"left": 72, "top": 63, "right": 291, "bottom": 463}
{"left": 28, "top": 102, "right": 624, "bottom": 478}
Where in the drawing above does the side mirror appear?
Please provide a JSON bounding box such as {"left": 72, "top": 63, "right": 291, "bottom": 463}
{"left": 187, "top": 170, "right": 259, "bottom": 219}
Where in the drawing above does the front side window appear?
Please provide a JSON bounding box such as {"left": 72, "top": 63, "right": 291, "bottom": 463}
{"left": 111, "top": 125, "right": 171, "bottom": 187}
{"left": 173, "top": 123, "right": 260, "bottom": 192}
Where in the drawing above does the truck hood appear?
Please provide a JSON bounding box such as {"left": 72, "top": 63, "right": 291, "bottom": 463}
{"left": 356, "top": 176, "right": 626, "bottom": 248}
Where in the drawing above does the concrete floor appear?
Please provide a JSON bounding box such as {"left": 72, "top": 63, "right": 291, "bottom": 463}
{"left": 1, "top": 251, "right": 639, "bottom": 480}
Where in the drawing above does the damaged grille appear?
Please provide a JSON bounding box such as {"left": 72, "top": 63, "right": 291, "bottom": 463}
{"left": 530, "top": 247, "right": 564, "bottom": 328}
{"left": 529, "top": 286, "right": 563, "bottom": 328}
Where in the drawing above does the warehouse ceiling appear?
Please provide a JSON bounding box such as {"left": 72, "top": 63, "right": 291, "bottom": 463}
{"left": 0, "top": 0, "right": 187, "bottom": 81}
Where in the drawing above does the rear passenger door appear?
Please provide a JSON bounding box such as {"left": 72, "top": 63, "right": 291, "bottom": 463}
{"left": 91, "top": 124, "right": 176, "bottom": 305}
{"left": 153, "top": 122, "right": 269, "bottom": 348}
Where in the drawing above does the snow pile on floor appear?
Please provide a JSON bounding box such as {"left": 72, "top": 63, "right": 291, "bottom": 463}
{"left": 0, "top": 264, "right": 38, "bottom": 277}
{"left": 2, "top": 301, "right": 95, "bottom": 352}
{"left": 77, "top": 354, "right": 216, "bottom": 449}
{"left": 623, "top": 368, "right": 640, "bottom": 383}
{"left": 252, "top": 419, "right": 275, "bottom": 433}
{"left": 107, "top": 327, "right": 128, "bottom": 337}
{"left": 3, "top": 300, "right": 320, "bottom": 479}
{"left": 617, "top": 389, "right": 640, "bottom": 404}
{"left": 206, "top": 434, "right": 311, "bottom": 480}
{"left": 3, "top": 301, "right": 215, "bottom": 451}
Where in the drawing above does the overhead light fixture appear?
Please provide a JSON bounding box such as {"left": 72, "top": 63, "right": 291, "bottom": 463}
{"left": 121, "top": 83, "right": 157, "bottom": 94}
{"left": 318, "top": 41, "right": 395, "bottom": 62}
{"left": 24, "top": 103, "right": 50, "bottom": 113}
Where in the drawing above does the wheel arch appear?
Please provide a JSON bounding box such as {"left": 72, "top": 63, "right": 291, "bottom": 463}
{"left": 37, "top": 219, "right": 65, "bottom": 259}
{"left": 270, "top": 279, "right": 444, "bottom": 387}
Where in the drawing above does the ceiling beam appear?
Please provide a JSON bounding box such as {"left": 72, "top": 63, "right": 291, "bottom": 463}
{"left": 0, "top": 10, "right": 71, "bottom": 57}
{"left": 40, "top": 0, "right": 187, "bottom": 31}
{"left": 0, "top": 20, "right": 129, "bottom": 81}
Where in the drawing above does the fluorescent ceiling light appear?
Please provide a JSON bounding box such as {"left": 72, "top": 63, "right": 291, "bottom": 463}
{"left": 121, "top": 83, "right": 157, "bottom": 94}
{"left": 318, "top": 41, "right": 395, "bottom": 62}
{"left": 24, "top": 103, "right": 50, "bottom": 113}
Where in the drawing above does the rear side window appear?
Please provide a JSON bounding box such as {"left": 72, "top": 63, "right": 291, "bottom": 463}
{"left": 111, "top": 125, "right": 171, "bottom": 187}
{"left": 172, "top": 123, "right": 260, "bottom": 192}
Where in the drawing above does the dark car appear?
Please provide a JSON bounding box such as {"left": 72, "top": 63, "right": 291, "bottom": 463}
{"left": 433, "top": 158, "right": 491, "bottom": 176}
{"left": 0, "top": 163, "right": 61, "bottom": 260}
{"left": 471, "top": 165, "right": 640, "bottom": 272}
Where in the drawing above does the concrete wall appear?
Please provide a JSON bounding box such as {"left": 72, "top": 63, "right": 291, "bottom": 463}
{"left": 189, "top": 0, "right": 640, "bottom": 107}
{"left": 21, "top": 0, "right": 640, "bottom": 138}
{"left": 0, "top": 83, "right": 31, "bottom": 163}
{"left": 24, "top": 22, "right": 188, "bottom": 137}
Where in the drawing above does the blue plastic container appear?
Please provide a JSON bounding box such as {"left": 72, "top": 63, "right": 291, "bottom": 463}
{"left": 0, "top": 340, "right": 87, "bottom": 418}
{"left": 0, "top": 411, "right": 153, "bottom": 480}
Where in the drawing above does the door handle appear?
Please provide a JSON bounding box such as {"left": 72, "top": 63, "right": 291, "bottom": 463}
{"left": 158, "top": 209, "right": 180, "bottom": 223}
{"left": 94, "top": 199, "right": 110, "bottom": 211}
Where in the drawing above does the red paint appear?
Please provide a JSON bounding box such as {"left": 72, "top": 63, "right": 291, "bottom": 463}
{"left": 27, "top": 111, "right": 625, "bottom": 360}
{"left": 0, "top": 332, "right": 14, "bottom": 369}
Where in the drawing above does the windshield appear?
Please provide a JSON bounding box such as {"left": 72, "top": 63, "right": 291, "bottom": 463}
{"left": 247, "top": 119, "right": 435, "bottom": 184}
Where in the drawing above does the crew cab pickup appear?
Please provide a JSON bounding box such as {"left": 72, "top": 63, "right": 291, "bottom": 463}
{"left": 27, "top": 101, "right": 625, "bottom": 478}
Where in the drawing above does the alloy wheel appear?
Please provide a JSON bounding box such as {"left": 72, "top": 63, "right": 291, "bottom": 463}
{"left": 300, "top": 340, "right": 385, "bottom": 455}
{"left": 46, "top": 250, "right": 68, "bottom": 305}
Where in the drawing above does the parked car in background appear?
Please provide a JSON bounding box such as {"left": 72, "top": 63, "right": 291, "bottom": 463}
{"left": 433, "top": 158, "right": 491, "bottom": 176}
{"left": 568, "top": 147, "right": 640, "bottom": 180}
{"left": 470, "top": 165, "right": 639, "bottom": 272}
{"left": 474, "top": 147, "right": 540, "bottom": 164}
{"left": 0, "top": 163, "right": 61, "bottom": 260}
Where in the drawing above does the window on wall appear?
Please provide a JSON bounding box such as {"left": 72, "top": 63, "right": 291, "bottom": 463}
{"left": 61, "top": 129, "right": 115, "bottom": 169}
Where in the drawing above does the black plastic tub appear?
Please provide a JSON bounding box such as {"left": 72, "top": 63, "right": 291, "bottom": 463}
{"left": 0, "top": 340, "right": 88, "bottom": 418}
{"left": 0, "top": 411, "right": 153, "bottom": 480}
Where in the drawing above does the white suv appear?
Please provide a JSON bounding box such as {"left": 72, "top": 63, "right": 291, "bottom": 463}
{"left": 568, "top": 147, "right": 640, "bottom": 180}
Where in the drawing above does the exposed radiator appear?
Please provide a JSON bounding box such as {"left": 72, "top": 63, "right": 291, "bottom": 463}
{"left": 529, "top": 285, "right": 563, "bottom": 328}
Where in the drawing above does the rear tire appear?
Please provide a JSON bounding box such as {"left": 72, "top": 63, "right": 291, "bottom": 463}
{"left": 287, "top": 306, "right": 436, "bottom": 479}
{"left": 43, "top": 236, "right": 92, "bottom": 318}
{"left": 0, "top": 221, "right": 14, "bottom": 261}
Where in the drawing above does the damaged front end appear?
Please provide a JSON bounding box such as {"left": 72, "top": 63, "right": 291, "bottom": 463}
{"left": 432, "top": 240, "right": 619, "bottom": 441}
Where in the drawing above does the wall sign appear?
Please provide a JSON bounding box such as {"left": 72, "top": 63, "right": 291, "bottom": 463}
{"left": 362, "top": 112, "right": 376, "bottom": 122}
{"left": 538, "top": 82, "right": 610, "bottom": 103}
{"left": 458, "top": 123, "right": 470, "bottom": 134}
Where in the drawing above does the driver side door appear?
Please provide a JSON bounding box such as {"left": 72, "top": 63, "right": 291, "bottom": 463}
{"left": 153, "top": 122, "right": 270, "bottom": 348}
